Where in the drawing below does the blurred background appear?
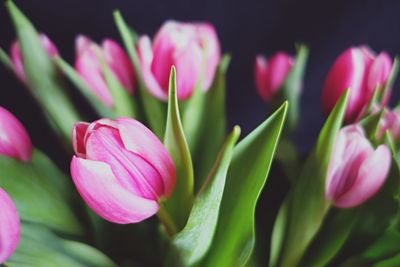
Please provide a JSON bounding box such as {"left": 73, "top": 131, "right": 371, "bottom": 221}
{"left": 1, "top": 0, "right": 400, "bottom": 265}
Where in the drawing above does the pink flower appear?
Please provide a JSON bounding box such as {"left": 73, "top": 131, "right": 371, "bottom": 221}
{"left": 378, "top": 108, "right": 400, "bottom": 140}
{"left": 254, "top": 52, "right": 294, "bottom": 102}
{"left": 137, "top": 21, "right": 221, "bottom": 100}
{"left": 321, "top": 46, "right": 392, "bottom": 122}
{"left": 10, "top": 33, "right": 59, "bottom": 82}
{"left": 0, "top": 188, "right": 20, "bottom": 264}
{"left": 70, "top": 118, "right": 176, "bottom": 224}
{"left": 0, "top": 107, "right": 32, "bottom": 162}
{"left": 75, "top": 35, "right": 136, "bottom": 107}
{"left": 326, "top": 125, "right": 391, "bottom": 208}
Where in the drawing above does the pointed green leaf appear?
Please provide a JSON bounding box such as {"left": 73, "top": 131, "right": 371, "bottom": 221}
{"left": 272, "top": 91, "right": 349, "bottom": 267}
{"left": 0, "top": 150, "right": 82, "bottom": 235}
{"left": 0, "top": 47, "right": 13, "bottom": 71}
{"left": 185, "top": 54, "right": 230, "bottom": 188}
{"left": 170, "top": 126, "right": 240, "bottom": 266}
{"left": 163, "top": 67, "right": 194, "bottom": 230}
{"left": 6, "top": 223, "right": 117, "bottom": 267}
{"left": 54, "top": 56, "right": 114, "bottom": 118}
{"left": 379, "top": 57, "right": 399, "bottom": 103}
{"left": 6, "top": 1, "right": 81, "bottom": 142}
{"left": 113, "top": 10, "right": 166, "bottom": 137}
{"left": 202, "top": 102, "right": 288, "bottom": 267}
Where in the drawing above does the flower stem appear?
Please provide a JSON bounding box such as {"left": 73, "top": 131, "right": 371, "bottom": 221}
{"left": 157, "top": 202, "right": 177, "bottom": 237}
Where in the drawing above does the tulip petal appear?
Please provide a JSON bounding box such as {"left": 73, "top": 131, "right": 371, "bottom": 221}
{"left": 334, "top": 145, "right": 391, "bottom": 208}
{"left": 0, "top": 188, "right": 20, "bottom": 264}
{"left": 254, "top": 55, "right": 269, "bottom": 101}
{"left": 102, "top": 39, "right": 136, "bottom": 94}
{"left": 70, "top": 156, "right": 159, "bottom": 224}
{"left": 137, "top": 36, "right": 168, "bottom": 100}
{"left": 75, "top": 35, "right": 93, "bottom": 56}
{"left": 72, "top": 122, "right": 89, "bottom": 158}
{"left": 10, "top": 41, "right": 25, "bottom": 82}
{"left": 0, "top": 107, "right": 32, "bottom": 162}
{"left": 117, "top": 118, "right": 176, "bottom": 197}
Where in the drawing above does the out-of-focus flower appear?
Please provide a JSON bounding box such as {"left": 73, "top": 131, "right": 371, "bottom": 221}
{"left": 75, "top": 35, "right": 136, "bottom": 107}
{"left": 137, "top": 21, "right": 221, "bottom": 100}
{"left": 254, "top": 52, "right": 294, "bottom": 102}
{"left": 325, "top": 125, "right": 391, "bottom": 208}
{"left": 377, "top": 108, "right": 400, "bottom": 140}
{"left": 10, "top": 33, "right": 59, "bottom": 82}
{"left": 0, "top": 188, "right": 20, "bottom": 264}
{"left": 321, "top": 46, "right": 392, "bottom": 122}
{"left": 0, "top": 107, "right": 32, "bottom": 162}
{"left": 70, "top": 118, "right": 176, "bottom": 224}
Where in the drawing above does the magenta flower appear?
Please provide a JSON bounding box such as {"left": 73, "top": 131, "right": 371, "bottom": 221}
{"left": 75, "top": 35, "right": 136, "bottom": 107}
{"left": 10, "top": 33, "right": 59, "bottom": 82}
{"left": 0, "top": 107, "right": 32, "bottom": 162}
{"left": 378, "top": 108, "right": 400, "bottom": 140}
{"left": 321, "top": 46, "right": 392, "bottom": 122}
{"left": 137, "top": 20, "right": 221, "bottom": 100}
{"left": 0, "top": 188, "right": 20, "bottom": 264}
{"left": 254, "top": 52, "right": 294, "bottom": 102}
{"left": 326, "top": 125, "right": 391, "bottom": 208}
{"left": 70, "top": 118, "right": 176, "bottom": 223}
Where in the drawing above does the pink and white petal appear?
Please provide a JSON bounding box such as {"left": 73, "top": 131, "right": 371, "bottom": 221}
{"left": 38, "top": 34, "right": 59, "bottom": 57}
{"left": 102, "top": 39, "right": 136, "bottom": 93}
{"left": 75, "top": 35, "right": 93, "bottom": 56}
{"left": 367, "top": 52, "right": 392, "bottom": 93}
{"left": 70, "top": 157, "right": 159, "bottom": 224}
{"left": 117, "top": 118, "right": 176, "bottom": 197}
{"left": 10, "top": 41, "right": 26, "bottom": 82}
{"left": 137, "top": 36, "right": 168, "bottom": 100}
{"left": 254, "top": 55, "right": 270, "bottom": 102}
{"left": 334, "top": 145, "right": 391, "bottom": 208}
{"left": 72, "top": 122, "right": 90, "bottom": 157}
{"left": 0, "top": 188, "right": 20, "bottom": 264}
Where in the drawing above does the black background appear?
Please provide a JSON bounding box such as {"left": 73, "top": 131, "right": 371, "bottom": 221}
{"left": 1, "top": 0, "right": 400, "bottom": 265}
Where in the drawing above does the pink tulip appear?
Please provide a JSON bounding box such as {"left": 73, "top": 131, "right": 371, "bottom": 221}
{"left": 325, "top": 125, "right": 391, "bottom": 208}
{"left": 254, "top": 52, "right": 294, "bottom": 102}
{"left": 377, "top": 108, "right": 400, "bottom": 140}
{"left": 0, "top": 188, "right": 20, "bottom": 264}
{"left": 137, "top": 21, "right": 221, "bottom": 100}
{"left": 0, "top": 107, "right": 32, "bottom": 162}
{"left": 10, "top": 33, "right": 59, "bottom": 82}
{"left": 75, "top": 35, "right": 136, "bottom": 107}
{"left": 321, "top": 46, "right": 392, "bottom": 122}
{"left": 70, "top": 118, "right": 176, "bottom": 224}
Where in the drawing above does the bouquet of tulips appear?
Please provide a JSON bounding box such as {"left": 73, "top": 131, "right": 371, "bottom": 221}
{"left": 1, "top": 1, "right": 400, "bottom": 267}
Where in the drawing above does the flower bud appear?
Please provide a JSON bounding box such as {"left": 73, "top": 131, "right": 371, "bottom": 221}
{"left": 75, "top": 35, "right": 136, "bottom": 107}
{"left": 70, "top": 118, "right": 176, "bottom": 223}
{"left": 137, "top": 21, "right": 221, "bottom": 100}
{"left": 0, "top": 188, "right": 20, "bottom": 264}
{"left": 10, "top": 33, "right": 59, "bottom": 82}
{"left": 322, "top": 46, "right": 392, "bottom": 122}
{"left": 325, "top": 125, "right": 391, "bottom": 208}
{"left": 0, "top": 107, "right": 32, "bottom": 162}
{"left": 254, "top": 52, "right": 294, "bottom": 102}
{"left": 378, "top": 108, "right": 400, "bottom": 140}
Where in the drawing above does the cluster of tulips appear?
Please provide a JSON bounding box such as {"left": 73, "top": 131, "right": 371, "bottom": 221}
{"left": 1, "top": 1, "right": 400, "bottom": 267}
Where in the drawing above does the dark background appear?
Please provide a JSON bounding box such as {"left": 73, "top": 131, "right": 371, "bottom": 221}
{"left": 1, "top": 0, "right": 400, "bottom": 265}
{"left": 2, "top": 0, "right": 400, "bottom": 156}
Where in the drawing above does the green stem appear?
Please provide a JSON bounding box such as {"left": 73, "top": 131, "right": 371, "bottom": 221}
{"left": 157, "top": 202, "right": 177, "bottom": 237}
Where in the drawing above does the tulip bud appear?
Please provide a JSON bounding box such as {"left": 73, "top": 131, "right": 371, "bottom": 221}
{"left": 254, "top": 52, "right": 294, "bottom": 102}
{"left": 70, "top": 118, "right": 176, "bottom": 223}
{"left": 0, "top": 107, "right": 32, "bottom": 162}
{"left": 10, "top": 33, "right": 59, "bottom": 82}
{"left": 322, "top": 46, "right": 392, "bottom": 122}
{"left": 377, "top": 108, "right": 400, "bottom": 140}
{"left": 325, "top": 125, "right": 391, "bottom": 208}
{"left": 137, "top": 21, "right": 221, "bottom": 100}
{"left": 75, "top": 35, "right": 136, "bottom": 107}
{"left": 0, "top": 188, "right": 20, "bottom": 264}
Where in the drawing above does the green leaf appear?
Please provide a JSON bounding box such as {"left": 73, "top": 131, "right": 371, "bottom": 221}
{"left": 163, "top": 67, "right": 194, "bottom": 231}
{"left": 271, "top": 91, "right": 349, "bottom": 267}
{"left": 6, "top": 223, "right": 117, "bottom": 267}
{"left": 361, "top": 108, "right": 385, "bottom": 142}
{"left": 54, "top": 56, "right": 114, "bottom": 118}
{"left": 202, "top": 102, "right": 288, "bottom": 267}
{"left": 0, "top": 150, "right": 82, "bottom": 235}
{"left": 6, "top": 1, "right": 81, "bottom": 142}
{"left": 379, "top": 57, "right": 399, "bottom": 104}
{"left": 113, "top": 10, "right": 166, "bottom": 137}
{"left": 170, "top": 126, "right": 241, "bottom": 266}
{"left": 185, "top": 54, "right": 230, "bottom": 188}
{"left": 0, "top": 47, "right": 13, "bottom": 71}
